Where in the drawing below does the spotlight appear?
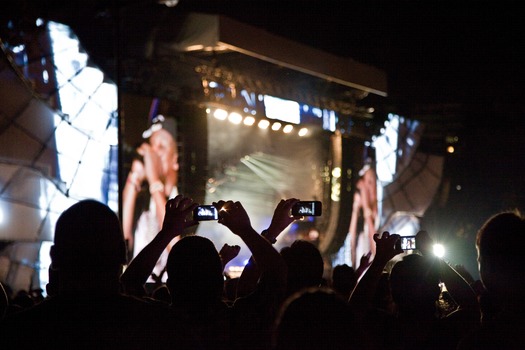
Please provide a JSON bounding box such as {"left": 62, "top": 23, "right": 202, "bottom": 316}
{"left": 158, "top": 0, "right": 179, "bottom": 7}
{"left": 213, "top": 108, "right": 228, "bottom": 120}
{"left": 228, "top": 112, "right": 242, "bottom": 124}
{"left": 271, "top": 122, "right": 282, "bottom": 131}
{"left": 283, "top": 125, "right": 293, "bottom": 133}
{"left": 433, "top": 243, "right": 445, "bottom": 258}
{"left": 243, "top": 116, "right": 255, "bottom": 126}
{"left": 298, "top": 127, "right": 308, "bottom": 137}
{"left": 258, "top": 120, "right": 270, "bottom": 129}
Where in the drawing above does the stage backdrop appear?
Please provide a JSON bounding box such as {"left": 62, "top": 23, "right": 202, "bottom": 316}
{"left": 196, "top": 112, "right": 330, "bottom": 271}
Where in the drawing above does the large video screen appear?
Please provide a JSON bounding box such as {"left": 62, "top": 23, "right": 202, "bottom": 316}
{"left": 0, "top": 21, "right": 118, "bottom": 295}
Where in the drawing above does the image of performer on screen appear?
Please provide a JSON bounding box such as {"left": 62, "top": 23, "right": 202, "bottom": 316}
{"left": 348, "top": 158, "right": 379, "bottom": 268}
{"left": 122, "top": 114, "right": 179, "bottom": 283}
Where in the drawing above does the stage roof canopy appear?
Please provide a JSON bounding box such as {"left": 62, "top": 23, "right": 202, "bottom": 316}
{"left": 156, "top": 12, "right": 387, "bottom": 97}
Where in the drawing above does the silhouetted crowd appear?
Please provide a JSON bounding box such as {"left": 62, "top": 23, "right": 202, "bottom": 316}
{"left": 1, "top": 195, "right": 524, "bottom": 349}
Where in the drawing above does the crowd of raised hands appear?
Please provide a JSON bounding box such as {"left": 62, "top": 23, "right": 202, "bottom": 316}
{"left": 1, "top": 194, "right": 524, "bottom": 349}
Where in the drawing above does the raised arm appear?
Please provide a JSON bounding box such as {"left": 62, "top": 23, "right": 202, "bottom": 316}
{"left": 219, "top": 243, "right": 241, "bottom": 270}
{"left": 438, "top": 259, "right": 480, "bottom": 314}
{"left": 122, "top": 159, "right": 145, "bottom": 255}
{"left": 354, "top": 251, "right": 372, "bottom": 280}
{"left": 348, "top": 231, "right": 403, "bottom": 318}
{"left": 234, "top": 198, "right": 299, "bottom": 298}
{"left": 139, "top": 142, "right": 168, "bottom": 228}
{"left": 215, "top": 200, "right": 288, "bottom": 300}
{"left": 120, "top": 195, "right": 198, "bottom": 296}
{"left": 415, "top": 231, "right": 479, "bottom": 313}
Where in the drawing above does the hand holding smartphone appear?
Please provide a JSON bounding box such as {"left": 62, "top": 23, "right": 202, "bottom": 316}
{"left": 400, "top": 235, "right": 417, "bottom": 250}
{"left": 291, "top": 201, "right": 322, "bottom": 216}
{"left": 193, "top": 205, "right": 219, "bottom": 221}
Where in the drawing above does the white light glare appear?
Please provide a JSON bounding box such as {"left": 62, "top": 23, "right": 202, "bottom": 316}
{"left": 158, "top": 0, "right": 179, "bottom": 7}
{"left": 213, "top": 108, "right": 228, "bottom": 120}
{"left": 228, "top": 112, "right": 242, "bottom": 124}
{"left": 258, "top": 120, "right": 270, "bottom": 129}
{"left": 283, "top": 124, "right": 293, "bottom": 133}
{"left": 433, "top": 243, "right": 445, "bottom": 258}
{"left": 243, "top": 116, "right": 255, "bottom": 126}
{"left": 271, "top": 122, "right": 282, "bottom": 131}
{"left": 298, "top": 127, "right": 308, "bottom": 137}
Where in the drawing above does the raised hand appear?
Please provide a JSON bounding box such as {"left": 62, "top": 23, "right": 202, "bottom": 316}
{"left": 214, "top": 200, "right": 253, "bottom": 236}
{"left": 161, "top": 195, "right": 199, "bottom": 237}
{"left": 264, "top": 198, "right": 301, "bottom": 242}
{"left": 373, "top": 231, "right": 403, "bottom": 265}
{"left": 219, "top": 243, "right": 241, "bottom": 268}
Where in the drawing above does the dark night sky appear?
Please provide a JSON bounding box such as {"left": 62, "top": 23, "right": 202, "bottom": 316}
{"left": 6, "top": 0, "right": 524, "bottom": 104}
{"left": 177, "top": 0, "right": 525, "bottom": 105}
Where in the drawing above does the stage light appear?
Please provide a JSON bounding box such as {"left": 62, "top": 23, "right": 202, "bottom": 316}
{"left": 213, "top": 108, "right": 228, "bottom": 120}
{"left": 228, "top": 112, "right": 242, "bottom": 124}
{"left": 447, "top": 146, "right": 455, "bottom": 153}
{"left": 298, "top": 127, "right": 308, "bottom": 137}
{"left": 243, "top": 116, "right": 255, "bottom": 126}
{"left": 271, "top": 122, "right": 282, "bottom": 131}
{"left": 433, "top": 243, "right": 445, "bottom": 258}
{"left": 158, "top": 0, "right": 179, "bottom": 7}
{"left": 283, "top": 124, "right": 293, "bottom": 133}
{"left": 186, "top": 44, "right": 204, "bottom": 51}
{"left": 258, "top": 120, "right": 270, "bottom": 129}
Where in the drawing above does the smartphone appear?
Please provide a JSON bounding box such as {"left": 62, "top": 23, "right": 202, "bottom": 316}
{"left": 291, "top": 201, "right": 322, "bottom": 216}
{"left": 193, "top": 205, "right": 219, "bottom": 221}
{"left": 400, "top": 235, "right": 417, "bottom": 250}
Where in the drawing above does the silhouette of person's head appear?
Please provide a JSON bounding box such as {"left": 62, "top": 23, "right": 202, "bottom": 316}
{"left": 280, "top": 240, "right": 324, "bottom": 296}
{"left": 166, "top": 235, "right": 224, "bottom": 306}
{"left": 331, "top": 264, "right": 357, "bottom": 300}
{"left": 50, "top": 199, "right": 127, "bottom": 292}
{"left": 415, "top": 230, "right": 434, "bottom": 257}
{"left": 476, "top": 210, "right": 525, "bottom": 300}
{"left": 389, "top": 253, "right": 441, "bottom": 316}
{"left": 273, "top": 286, "right": 362, "bottom": 350}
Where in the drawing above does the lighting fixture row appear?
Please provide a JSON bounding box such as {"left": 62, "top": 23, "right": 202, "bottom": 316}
{"left": 207, "top": 108, "right": 310, "bottom": 137}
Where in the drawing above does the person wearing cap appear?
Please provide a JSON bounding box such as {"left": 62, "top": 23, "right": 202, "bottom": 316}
{"left": 122, "top": 114, "right": 179, "bottom": 284}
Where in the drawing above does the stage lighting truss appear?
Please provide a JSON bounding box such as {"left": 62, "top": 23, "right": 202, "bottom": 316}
{"left": 205, "top": 106, "right": 311, "bottom": 137}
